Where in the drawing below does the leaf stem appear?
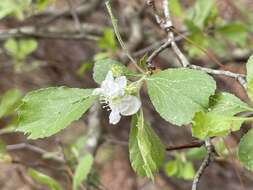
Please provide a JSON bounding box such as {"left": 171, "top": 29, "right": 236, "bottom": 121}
{"left": 105, "top": 1, "right": 145, "bottom": 74}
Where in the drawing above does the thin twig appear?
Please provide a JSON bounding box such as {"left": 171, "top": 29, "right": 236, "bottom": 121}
{"left": 146, "top": 38, "right": 172, "bottom": 66}
{"left": 0, "top": 24, "right": 103, "bottom": 41}
{"left": 65, "top": 0, "right": 82, "bottom": 30}
{"left": 162, "top": 0, "right": 189, "bottom": 67}
{"left": 192, "top": 138, "right": 214, "bottom": 190}
{"left": 38, "top": 0, "right": 100, "bottom": 25}
{"left": 6, "top": 143, "right": 65, "bottom": 163}
{"left": 166, "top": 140, "right": 205, "bottom": 151}
{"left": 188, "top": 65, "right": 247, "bottom": 89}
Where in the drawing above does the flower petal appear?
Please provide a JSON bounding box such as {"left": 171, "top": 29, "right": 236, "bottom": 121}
{"left": 115, "top": 76, "right": 127, "bottom": 89}
{"left": 109, "top": 108, "right": 121, "bottom": 124}
{"left": 119, "top": 95, "right": 141, "bottom": 116}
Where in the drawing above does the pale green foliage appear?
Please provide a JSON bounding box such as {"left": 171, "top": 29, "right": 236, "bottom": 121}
{"left": 238, "top": 128, "right": 253, "bottom": 171}
{"left": 164, "top": 154, "right": 195, "bottom": 180}
{"left": 129, "top": 111, "right": 165, "bottom": 179}
{"left": 93, "top": 59, "right": 131, "bottom": 84}
{"left": 0, "top": 89, "right": 22, "bottom": 118}
{"left": 16, "top": 87, "right": 96, "bottom": 139}
{"left": 246, "top": 55, "right": 253, "bottom": 101}
{"left": 169, "top": 0, "right": 183, "bottom": 17}
{"left": 192, "top": 112, "right": 245, "bottom": 139}
{"left": 0, "top": 0, "right": 31, "bottom": 20}
{"left": 98, "top": 28, "right": 117, "bottom": 51}
{"left": 4, "top": 38, "right": 38, "bottom": 60}
{"left": 77, "top": 62, "right": 93, "bottom": 77}
{"left": 73, "top": 154, "right": 94, "bottom": 190}
{"left": 186, "top": 147, "right": 206, "bottom": 160}
{"left": 216, "top": 23, "right": 247, "bottom": 46}
{"left": 146, "top": 68, "right": 216, "bottom": 125}
{"left": 188, "top": 0, "right": 214, "bottom": 29}
{"left": 28, "top": 168, "right": 63, "bottom": 190}
{"left": 209, "top": 93, "right": 252, "bottom": 115}
{"left": 192, "top": 93, "right": 252, "bottom": 139}
{"left": 35, "top": 0, "right": 50, "bottom": 11}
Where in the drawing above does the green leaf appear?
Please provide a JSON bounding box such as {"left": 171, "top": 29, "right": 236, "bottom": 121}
{"left": 28, "top": 168, "right": 63, "bottom": 190}
{"left": 192, "top": 92, "right": 252, "bottom": 139}
{"left": 246, "top": 55, "right": 253, "bottom": 101}
{"left": 0, "top": 0, "right": 31, "bottom": 20}
{"left": 164, "top": 160, "right": 179, "bottom": 177}
{"left": 184, "top": 20, "right": 209, "bottom": 57}
{"left": 146, "top": 68, "right": 216, "bottom": 125}
{"left": 138, "top": 53, "right": 148, "bottom": 71}
{"left": 238, "top": 128, "right": 253, "bottom": 170}
{"left": 169, "top": 0, "right": 183, "bottom": 17}
{"left": 19, "top": 39, "right": 38, "bottom": 58}
{"left": 216, "top": 23, "right": 247, "bottom": 46}
{"left": 4, "top": 38, "right": 18, "bottom": 56}
{"left": 186, "top": 147, "right": 206, "bottom": 160}
{"left": 35, "top": 0, "right": 50, "bottom": 11}
{"left": 192, "top": 111, "right": 245, "bottom": 139}
{"left": 77, "top": 62, "right": 93, "bottom": 77}
{"left": 209, "top": 92, "right": 253, "bottom": 115}
{"left": 182, "top": 162, "right": 195, "bottom": 180}
{"left": 0, "top": 89, "right": 23, "bottom": 118}
{"left": 73, "top": 154, "right": 94, "bottom": 190}
{"left": 189, "top": 0, "right": 214, "bottom": 28}
{"left": 98, "top": 28, "right": 116, "bottom": 51}
{"left": 17, "top": 87, "right": 96, "bottom": 139}
{"left": 129, "top": 111, "right": 165, "bottom": 179}
{"left": 93, "top": 59, "right": 132, "bottom": 84}
{"left": 164, "top": 154, "right": 195, "bottom": 180}
{"left": 4, "top": 38, "right": 38, "bottom": 60}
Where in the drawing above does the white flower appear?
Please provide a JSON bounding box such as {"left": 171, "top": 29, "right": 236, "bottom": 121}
{"left": 93, "top": 71, "right": 141, "bottom": 124}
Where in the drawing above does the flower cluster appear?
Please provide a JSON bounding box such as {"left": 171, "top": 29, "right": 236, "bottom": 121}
{"left": 93, "top": 71, "right": 141, "bottom": 124}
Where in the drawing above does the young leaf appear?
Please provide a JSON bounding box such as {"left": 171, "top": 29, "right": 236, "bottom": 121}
{"left": 98, "top": 28, "right": 116, "bottom": 51}
{"left": 35, "top": 0, "right": 50, "bottom": 11}
{"left": 28, "top": 168, "right": 63, "bottom": 190}
{"left": 186, "top": 147, "right": 206, "bottom": 160}
{"left": 216, "top": 23, "right": 247, "bottom": 46}
{"left": 4, "top": 38, "right": 38, "bottom": 60}
{"left": 73, "top": 154, "right": 94, "bottom": 190}
{"left": 146, "top": 68, "right": 216, "bottom": 125}
{"left": 246, "top": 55, "right": 253, "bottom": 101}
{"left": 0, "top": 88, "right": 22, "bottom": 118}
{"left": 209, "top": 92, "right": 253, "bottom": 115}
{"left": 17, "top": 87, "right": 96, "bottom": 139}
{"left": 93, "top": 59, "right": 132, "bottom": 84}
{"left": 169, "top": 0, "right": 183, "bottom": 17}
{"left": 238, "top": 128, "right": 253, "bottom": 171}
{"left": 164, "top": 160, "right": 179, "bottom": 177}
{"left": 19, "top": 39, "right": 38, "bottom": 58}
{"left": 129, "top": 112, "right": 165, "bottom": 179}
{"left": 189, "top": 0, "right": 214, "bottom": 28}
{"left": 164, "top": 154, "right": 195, "bottom": 180}
{"left": 0, "top": 0, "right": 31, "bottom": 20}
{"left": 192, "top": 92, "right": 252, "bottom": 139}
{"left": 192, "top": 112, "right": 245, "bottom": 139}
{"left": 4, "top": 38, "right": 19, "bottom": 56}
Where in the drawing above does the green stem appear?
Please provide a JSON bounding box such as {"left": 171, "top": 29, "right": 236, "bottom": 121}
{"left": 105, "top": 1, "right": 145, "bottom": 74}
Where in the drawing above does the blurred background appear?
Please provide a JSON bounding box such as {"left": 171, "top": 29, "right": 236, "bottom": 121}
{"left": 0, "top": 0, "right": 253, "bottom": 189}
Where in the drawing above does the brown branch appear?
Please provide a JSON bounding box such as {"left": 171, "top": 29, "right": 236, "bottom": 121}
{"left": 166, "top": 140, "right": 205, "bottom": 151}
